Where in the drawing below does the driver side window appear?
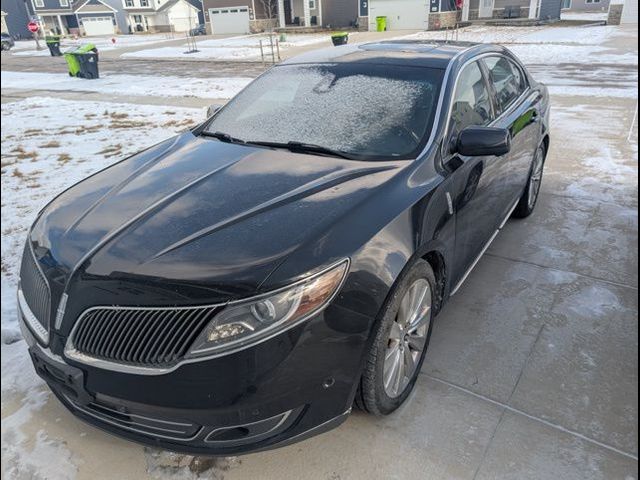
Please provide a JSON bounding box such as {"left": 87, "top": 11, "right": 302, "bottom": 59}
{"left": 449, "top": 61, "right": 493, "bottom": 140}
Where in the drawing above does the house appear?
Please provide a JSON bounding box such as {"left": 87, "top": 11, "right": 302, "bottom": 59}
{"left": 364, "top": 0, "right": 561, "bottom": 30}
{"left": 2, "top": 0, "right": 35, "bottom": 38}
{"left": 101, "top": 0, "right": 130, "bottom": 32}
{"left": 561, "top": 0, "right": 610, "bottom": 12}
{"left": 29, "top": 0, "right": 81, "bottom": 36}
{"left": 122, "top": 0, "right": 200, "bottom": 33}
{"left": 201, "top": 0, "right": 357, "bottom": 33}
{"left": 29, "top": 0, "right": 120, "bottom": 35}
{"left": 460, "top": 0, "right": 562, "bottom": 21}
{"left": 74, "top": 0, "right": 120, "bottom": 35}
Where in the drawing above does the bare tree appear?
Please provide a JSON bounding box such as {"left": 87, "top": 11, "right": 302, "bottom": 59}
{"left": 259, "top": 0, "right": 278, "bottom": 32}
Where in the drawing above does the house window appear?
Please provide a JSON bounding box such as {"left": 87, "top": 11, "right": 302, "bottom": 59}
{"left": 125, "top": 0, "right": 134, "bottom": 6}
{"left": 34, "top": 0, "right": 44, "bottom": 7}
{"left": 60, "top": 0, "right": 69, "bottom": 6}
{"left": 586, "top": 0, "right": 600, "bottom": 3}
{"left": 309, "top": 0, "right": 315, "bottom": 8}
{"left": 133, "top": 14, "right": 143, "bottom": 22}
{"left": 140, "top": 0, "right": 149, "bottom": 6}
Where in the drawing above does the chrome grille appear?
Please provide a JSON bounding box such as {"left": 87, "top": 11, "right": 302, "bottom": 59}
{"left": 66, "top": 396, "right": 201, "bottom": 441}
{"left": 19, "top": 242, "right": 51, "bottom": 335}
{"left": 69, "top": 305, "right": 218, "bottom": 367}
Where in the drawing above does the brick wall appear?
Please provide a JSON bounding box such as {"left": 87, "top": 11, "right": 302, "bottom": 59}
{"left": 428, "top": 10, "right": 460, "bottom": 29}
{"left": 250, "top": 18, "right": 277, "bottom": 32}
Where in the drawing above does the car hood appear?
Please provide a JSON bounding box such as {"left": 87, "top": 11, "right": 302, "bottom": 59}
{"left": 30, "top": 131, "right": 402, "bottom": 304}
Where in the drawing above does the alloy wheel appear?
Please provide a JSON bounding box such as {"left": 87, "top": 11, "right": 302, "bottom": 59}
{"left": 383, "top": 278, "right": 432, "bottom": 398}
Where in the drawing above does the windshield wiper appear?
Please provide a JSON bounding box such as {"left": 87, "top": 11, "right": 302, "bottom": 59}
{"left": 245, "top": 140, "right": 358, "bottom": 160}
{"left": 200, "top": 131, "right": 246, "bottom": 144}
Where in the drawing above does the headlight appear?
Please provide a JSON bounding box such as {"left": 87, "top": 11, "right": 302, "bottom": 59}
{"left": 187, "top": 259, "right": 349, "bottom": 358}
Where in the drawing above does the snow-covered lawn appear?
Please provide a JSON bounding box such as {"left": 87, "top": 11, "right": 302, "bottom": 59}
{"left": 121, "top": 32, "right": 335, "bottom": 60}
{"left": 11, "top": 33, "right": 180, "bottom": 57}
{"left": 399, "top": 25, "right": 638, "bottom": 65}
{"left": 1, "top": 71, "right": 252, "bottom": 100}
{"left": 1, "top": 98, "right": 204, "bottom": 478}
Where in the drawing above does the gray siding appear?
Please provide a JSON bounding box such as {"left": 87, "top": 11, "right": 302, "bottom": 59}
{"left": 100, "top": 0, "right": 129, "bottom": 31}
{"left": 539, "top": 0, "right": 561, "bottom": 18}
{"left": 2, "top": 0, "right": 33, "bottom": 37}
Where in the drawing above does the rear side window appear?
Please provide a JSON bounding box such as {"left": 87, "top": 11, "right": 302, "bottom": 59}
{"left": 483, "top": 56, "right": 527, "bottom": 114}
{"left": 449, "top": 61, "right": 493, "bottom": 137}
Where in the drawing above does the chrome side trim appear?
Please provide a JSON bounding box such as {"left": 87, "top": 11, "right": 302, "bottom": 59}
{"left": 204, "top": 409, "right": 293, "bottom": 443}
{"left": 64, "top": 258, "right": 350, "bottom": 376}
{"left": 18, "top": 288, "right": 49, "bottom": 344}
{"left": 450, "top": 200, "right": 519, "bottom": 296}
{"left": 446, "top": 192, "right": 454, "bottom": 215}
{"left": 416, "top": 44, "right": 478, "bottom": 160}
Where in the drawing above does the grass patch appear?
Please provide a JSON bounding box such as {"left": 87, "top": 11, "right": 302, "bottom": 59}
{"left": 57, "top": 153, "right": 72, "bottom": 164}
{"left": 23, "top": 128, "right": 44, "bottom": 137}
{"left": 39, "top": 140, "right": 61, "bottom": 148}
{"left": 16, "top": 151, "right": 38, "bottom": 160}
{"left": 98, "top": 144, "right": 123, "bottom": 158}
{"left": 109, "top": 120, "right": 147, "bottom": 129}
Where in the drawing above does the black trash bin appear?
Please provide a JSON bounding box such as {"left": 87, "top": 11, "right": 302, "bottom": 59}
{"left": 76, "top": 52, "right": 99, "bottom": 79}
{"left": 45, "top": 36, "right": 62, "bottom": 56}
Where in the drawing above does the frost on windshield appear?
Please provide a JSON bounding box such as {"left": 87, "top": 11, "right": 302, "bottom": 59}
{"left": 208, "top": 66, "right": 439, "bottom": 158}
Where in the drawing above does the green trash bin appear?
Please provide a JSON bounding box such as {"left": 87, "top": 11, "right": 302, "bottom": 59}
{"left": 376, "top": 16, "right": 387, "bottom": 32}
{"left": 45, "top": 35, "right": 62, "bottom": 56}
{"left": 64, "top": 43, "right": 97, "bottom": 77}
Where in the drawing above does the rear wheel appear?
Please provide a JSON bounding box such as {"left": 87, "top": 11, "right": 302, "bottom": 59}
{"left": 513, "top": 143, "right": 546, "bottom": 218}
{"left": 355, "top": 259, "right": 436, "bottom": 415}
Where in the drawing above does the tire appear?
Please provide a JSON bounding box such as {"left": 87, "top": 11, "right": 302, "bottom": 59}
{"left": 513, "top": 142, "right": 546, "bottom": 219}
{"left": 355, "top": 259, "right": 437, "bottom": 415}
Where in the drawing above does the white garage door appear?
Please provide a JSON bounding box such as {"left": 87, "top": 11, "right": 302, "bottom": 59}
{"left": 82, "top": 17, "right": 115, "bottom": 36}
{"left": 209, "top": 7, "right": 250, "bottom": 34}
{"left": 621, "top": 0, "right": 638, "bottom": 23}
{"left": 368, "top": 0, "right": 428, "bottom": 30}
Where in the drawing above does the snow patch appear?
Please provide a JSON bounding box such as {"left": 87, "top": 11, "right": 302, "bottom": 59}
{"left": 1, "top": 71, "right": 252, "bottom": 100}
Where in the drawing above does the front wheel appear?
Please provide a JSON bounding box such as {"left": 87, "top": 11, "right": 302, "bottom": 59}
{"left": 355, "top": 259, "right": 436, "bottom": 415}
{"left": 513, "top": 143, "right": 546, "bottom": 218}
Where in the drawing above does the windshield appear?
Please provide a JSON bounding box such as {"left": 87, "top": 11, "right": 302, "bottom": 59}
{"left": 204, "top": 63, "right": 444, "bottom": 160}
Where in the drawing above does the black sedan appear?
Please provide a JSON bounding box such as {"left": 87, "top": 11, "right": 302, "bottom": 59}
{"left": 18, "top": 40, "right": 549, "bottom": 455}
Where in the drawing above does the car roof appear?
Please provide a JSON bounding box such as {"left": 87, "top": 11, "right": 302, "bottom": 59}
{"left": 280, "top": 40, "right": 506, "bottom": 70}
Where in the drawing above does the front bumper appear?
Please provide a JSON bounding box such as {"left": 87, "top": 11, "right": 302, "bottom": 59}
{"left": 19, "top": 300, "right": 370, "bottom": 455}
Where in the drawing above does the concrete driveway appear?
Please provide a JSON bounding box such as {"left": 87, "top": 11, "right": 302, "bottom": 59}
{"left": 1, "top": 25, "right": 638, "bottom": 480}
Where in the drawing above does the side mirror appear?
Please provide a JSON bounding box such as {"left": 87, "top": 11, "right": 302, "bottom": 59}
{"left": 455, "top": 126, "right": 511, "bottom": 157}
{"left": 206, "top": 104, "right": 222, "bottom": 118}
